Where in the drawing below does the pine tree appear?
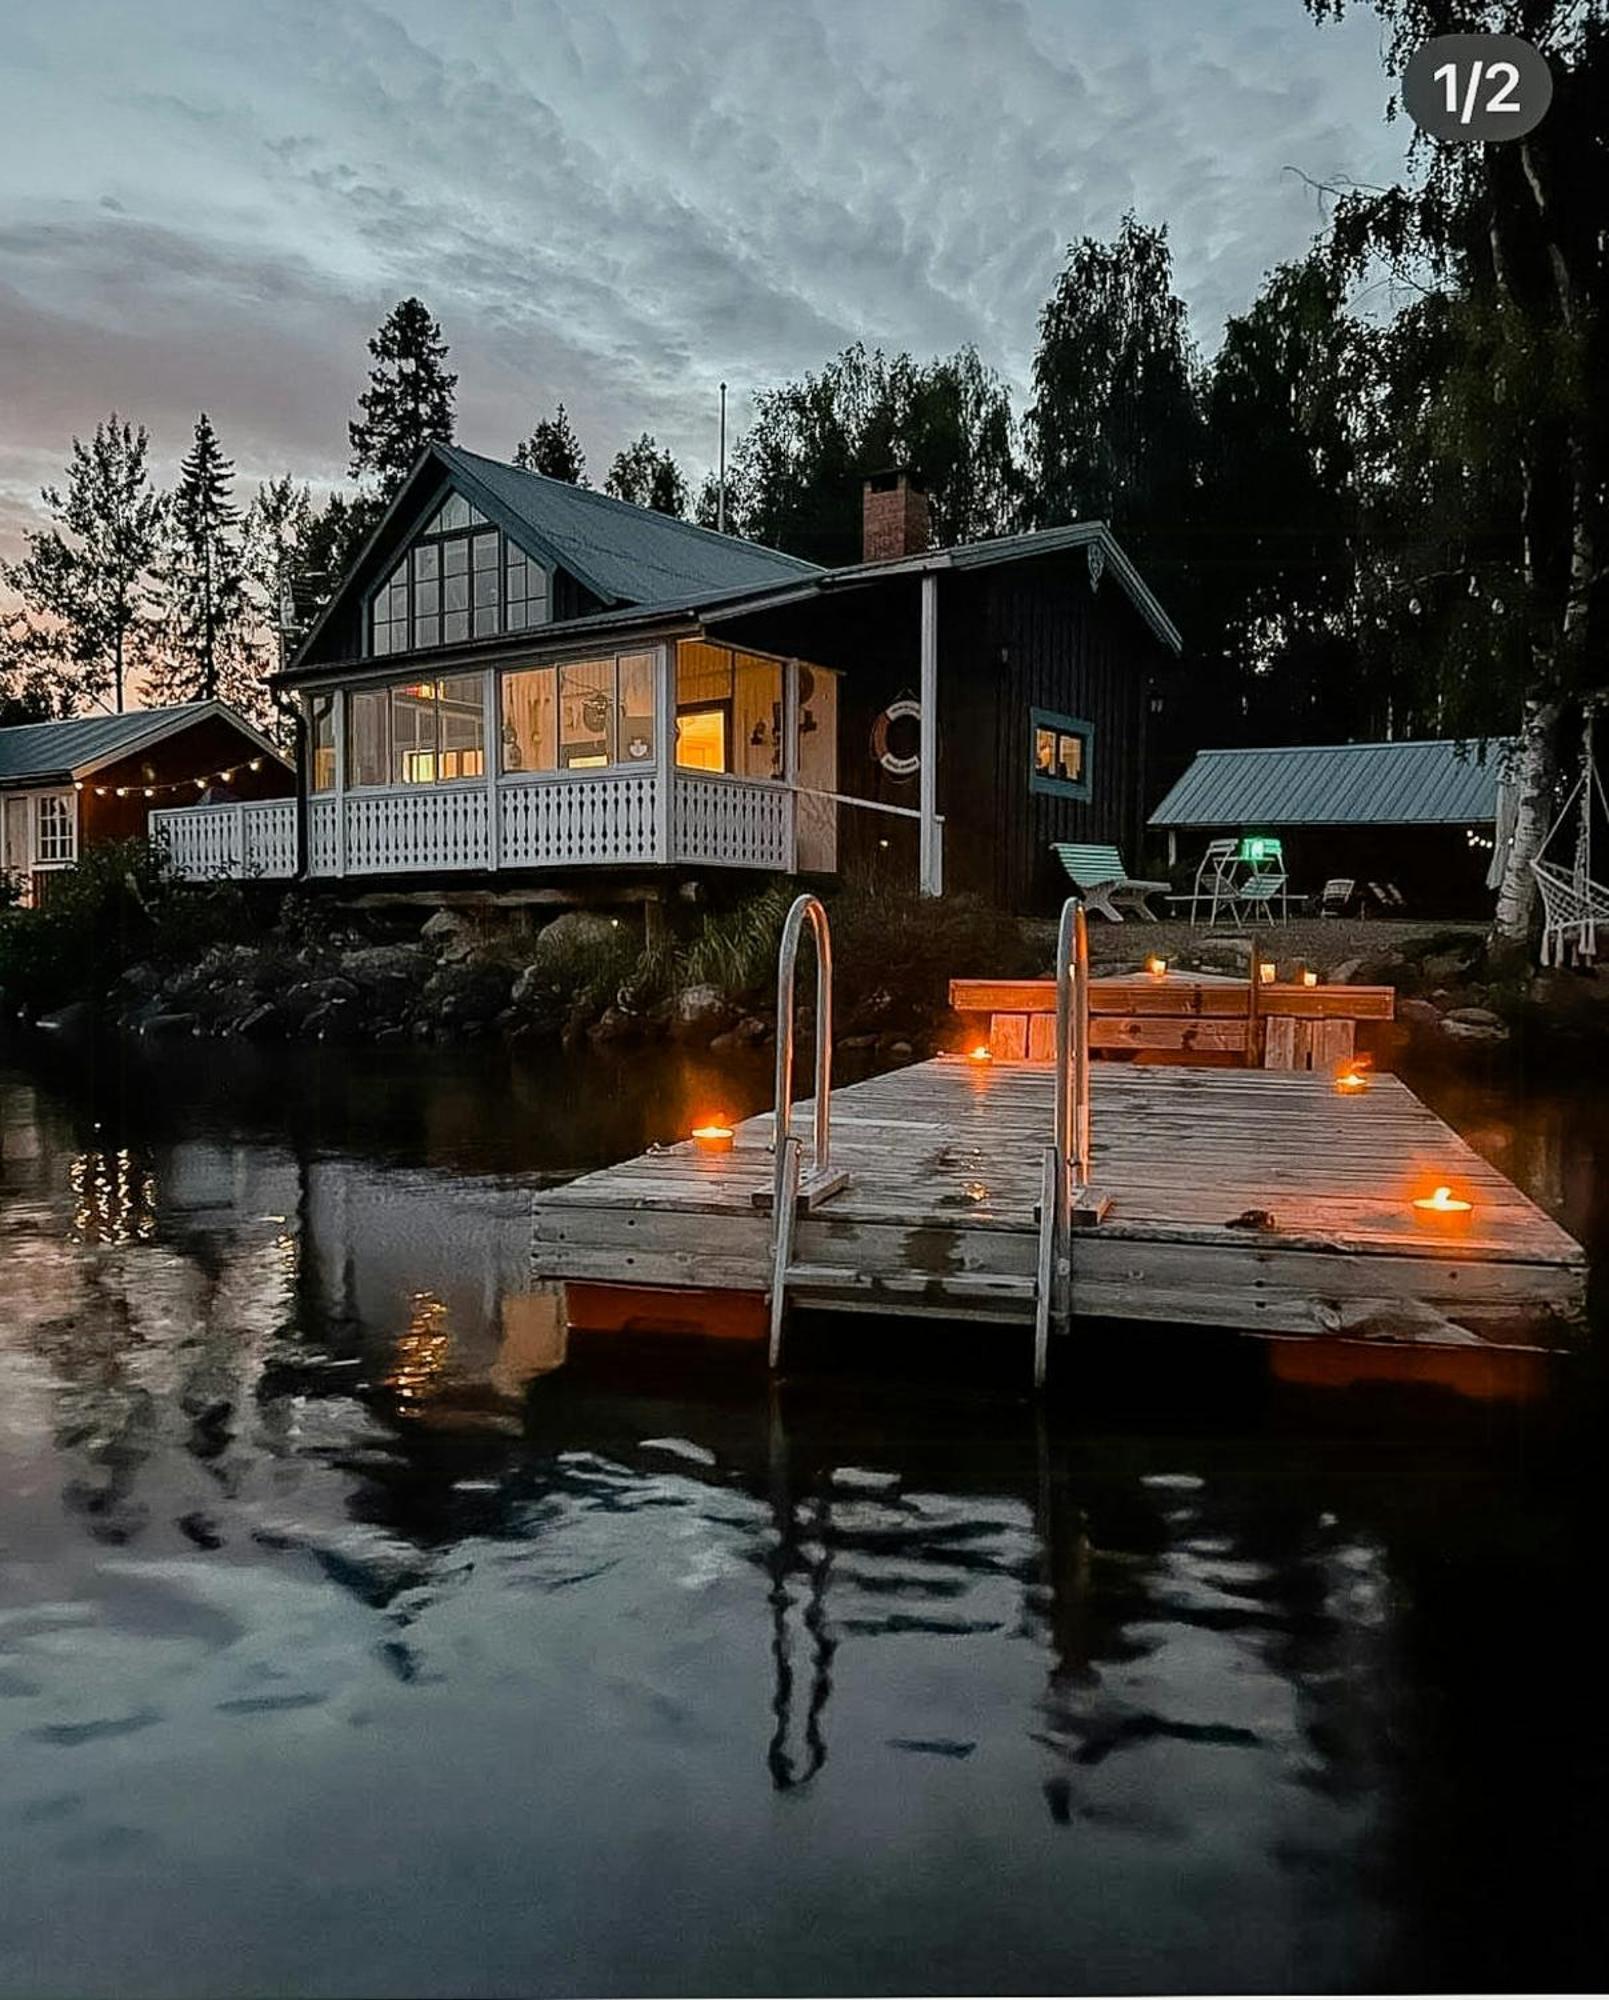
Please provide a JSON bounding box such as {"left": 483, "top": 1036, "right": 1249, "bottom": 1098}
{"left": 244, "top": 476, "right": 315, "bottom": 672}
{"left": 0, "top": 413, "right": 163, "bottom": 712}
{"left": 348, "top": 297, "right": 457, "bottom": 499}
{"left": 513, "top": 403, "right": 587, "bottom": 483}
{"left": 604, "top": 434, "right": 688, "bottom": 516}
{"left": 148, "top": 413, "right": 263, "bottom": 717}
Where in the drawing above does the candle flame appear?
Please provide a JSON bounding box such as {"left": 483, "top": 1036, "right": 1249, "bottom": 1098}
{"left": 968, "top": 1045, "right": 992, "bottom": 1063}
{"left": 1414, "top": 1185, "right": 1472, "bottom": 1213}
{"left": 1146, "top": 955, "right": 1167, "bottom": 976}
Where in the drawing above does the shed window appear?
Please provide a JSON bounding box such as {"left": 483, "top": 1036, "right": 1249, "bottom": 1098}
{"left": 35, "top": 793, "right": 76, "bottom": 863}
{"left": 370, "top": 490, "right": 549, "bottom": 656}
{"left": 1030, "top": 710, "right": 1093, "bottom": 801}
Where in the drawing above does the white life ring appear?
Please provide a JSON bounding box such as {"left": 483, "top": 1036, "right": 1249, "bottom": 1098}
{"left": 871, "top": 698, "right": 923, "bottom": 779}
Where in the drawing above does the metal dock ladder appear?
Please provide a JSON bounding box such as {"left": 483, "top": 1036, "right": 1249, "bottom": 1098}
{"left": 1033, "top": 897, "right": 1093, "bottom": 1389}
{"left": 767, "top": 894, "right": 849, "bottom": 1367}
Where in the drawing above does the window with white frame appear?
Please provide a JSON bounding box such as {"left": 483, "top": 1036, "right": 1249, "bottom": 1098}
{"left": 370, "top": 492, "right": 550, "bottom": 657}
{"left": 35, "top": 792, "right": 76, "bottom": 863}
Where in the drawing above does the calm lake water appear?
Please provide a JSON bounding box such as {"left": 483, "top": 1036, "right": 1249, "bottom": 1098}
{"left": 2, "top": 1036, "right": 1606, "bottom": 1997}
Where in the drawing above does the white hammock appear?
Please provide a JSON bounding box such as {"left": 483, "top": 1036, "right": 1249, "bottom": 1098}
{"left": 1532, "top": 705, "right": 1608, "bottom": 967}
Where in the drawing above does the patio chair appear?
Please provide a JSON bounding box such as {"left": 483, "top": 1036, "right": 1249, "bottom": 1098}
{"left": 1051, "top": 841, "right": 1170, "bottom": 922}
{"left": 1237, "top": 869, "right": 1289, "bottom": 922}
{"left": 1189, "top": 837, "right": 1243, "bottom": 924}
{"left": 1319, "top": 877, "right": 1356, "bottom": 918}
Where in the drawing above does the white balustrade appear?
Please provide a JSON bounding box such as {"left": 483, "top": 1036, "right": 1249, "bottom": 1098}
{"left": 672, "top": 772, "right": 793, "bottom": 869}
{"left": 500, "top": 771, "right": 660, "bottom": 867}
{"left": 152, "top": 770, "right": 796, "bottom": 880}
{"left": 151, "top": 800, "right": 296, "bottom": 880}
{"left": 342, "top": 784, "right": 489, "bottom": 874}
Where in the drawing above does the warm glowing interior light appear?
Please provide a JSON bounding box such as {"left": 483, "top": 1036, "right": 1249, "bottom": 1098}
{"left": 1258, "top": 961, "right": 1276, "bottom": 984}
{"left": 1146, "top": 955, "right": 1167, "bottom": 977}
{"left": 1302, "top": 969, "right": 1319, "bottom": 987}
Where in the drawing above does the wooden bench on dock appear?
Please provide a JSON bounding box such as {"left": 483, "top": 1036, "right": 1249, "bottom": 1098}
{"left": 949, "top": 974, "right": 1394, "bottom": 1070}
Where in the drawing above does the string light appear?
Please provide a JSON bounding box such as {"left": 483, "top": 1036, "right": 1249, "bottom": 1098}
{"left": 83, "top": 756, "right": 281, "bottom": 803}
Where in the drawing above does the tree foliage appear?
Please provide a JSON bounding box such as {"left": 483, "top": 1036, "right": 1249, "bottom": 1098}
{"left": 348, "top": 297, "right": 457, "bottom": 499}
{"left": 513, "top": 403, "right": 587, "bottom": 483}
{"left": 147, "top": 414, "right": 263, "bottom": 717}
{"left": 604, "top": 433, "right": 688, "bottom": 515}
{"left": 723, "top": 343, "right": 1020, "bottom": 567}
{"left": 0, "top": 413, "right": 163, "bottom": 714}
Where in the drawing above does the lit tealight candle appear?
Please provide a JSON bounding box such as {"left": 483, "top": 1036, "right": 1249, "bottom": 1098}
{"left": 1302, "top": 969, "right": 1319, "bottom": 988}
{"left": 1334, "top": 1067, "right": 1369, "bottom": 1095}
{"left": 691, "top": 1122, "right": 734, "bottom": 1155}
{"left": 968, "top": 1045, "right": 993, "bottom": 1065}
{"left": 1146, "top": 955, "right": 1167, "bottom": 978}
{"left": 1258, "top": 961, "right": 1276, "bottom": 985}
{"left": 1412, "top": 1185, "right": 1473, "bottom": 1233}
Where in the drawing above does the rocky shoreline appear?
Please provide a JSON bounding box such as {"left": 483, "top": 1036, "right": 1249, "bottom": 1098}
{"left": 17, "top": 904, "right": 1606, "bottom": 1075}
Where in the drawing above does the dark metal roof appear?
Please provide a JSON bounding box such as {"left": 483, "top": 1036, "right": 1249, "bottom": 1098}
{"left": 1149, "top": 739, "right": 1513, "bottom": 828}
{"left": 0, "top": 702, "right": 271, "bottom": 786}
{"left": 439, "top": 445, "right": 822, "bottom": 605}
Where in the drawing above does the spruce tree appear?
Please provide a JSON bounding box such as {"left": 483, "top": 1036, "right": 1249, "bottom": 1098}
{"left": 244, "top": 476, "right": 315, "bottom": 672}
{"left": 604, "top": 434, "right": 688, "bottom": 516}
{"left": 348, "top": 297, "right": 457, "bottom": 499}
{"left": 148, "top": 413, "right": 263, "bottom": 716}
{"left": 0, "top": 413, "right": 163, "bottom": 712}
{"left": 513, "top": 403, "right": 587, "bottom": 483}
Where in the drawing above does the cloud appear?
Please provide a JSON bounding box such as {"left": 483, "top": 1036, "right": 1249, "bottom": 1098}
{"left": 0, "top": 0, "right": 1408, "bottom": 556}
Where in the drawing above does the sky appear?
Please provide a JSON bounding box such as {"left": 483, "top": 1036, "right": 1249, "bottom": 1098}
{"left": 0, "top": 0, "right": 1410, "bottom": 561}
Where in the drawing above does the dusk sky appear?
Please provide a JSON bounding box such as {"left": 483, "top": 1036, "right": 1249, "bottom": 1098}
{"left": 1, "top": 0, "right": 1409, "bottom": 558}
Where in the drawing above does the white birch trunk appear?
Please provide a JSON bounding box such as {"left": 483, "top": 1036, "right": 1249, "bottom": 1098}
{"left": 1492, "top": 693, "right": 1560, "bottom": 942}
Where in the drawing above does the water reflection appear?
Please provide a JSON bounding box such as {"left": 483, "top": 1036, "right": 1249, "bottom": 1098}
{"left": 1, "top": 1043, "right": 1606, "bottom": 1995}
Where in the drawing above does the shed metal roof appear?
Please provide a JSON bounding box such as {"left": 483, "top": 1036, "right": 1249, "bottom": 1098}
{"left": 1149, "top": 738, "right": 1512, "bottom": 829}
{"left": 0, "top": 702, "right": 288, "bottom": 786}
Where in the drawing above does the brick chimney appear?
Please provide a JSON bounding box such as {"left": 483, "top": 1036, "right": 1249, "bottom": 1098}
{"left": 862, "top": 468, "right": 931, "bottom": 563}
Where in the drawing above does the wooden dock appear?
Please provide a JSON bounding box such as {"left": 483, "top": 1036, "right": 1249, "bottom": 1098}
{"left": 532, "top": 1057, "right": 1587, "bottom": 1379}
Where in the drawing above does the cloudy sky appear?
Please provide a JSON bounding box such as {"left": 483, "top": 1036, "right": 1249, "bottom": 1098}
{"left": 0, "top": 0, "right": 1408, "bottom": 555}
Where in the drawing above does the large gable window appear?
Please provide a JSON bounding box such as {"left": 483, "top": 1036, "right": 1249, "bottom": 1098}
{"left": 370, "top": 491, "right": 549, "bottom": 658}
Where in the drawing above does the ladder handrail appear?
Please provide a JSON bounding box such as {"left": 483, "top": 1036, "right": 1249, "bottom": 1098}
{"left": 1041, "top": 895, "right": 1091, "bottom": 1349}
{"left": 773, "top": 893, "right": 835, "bottom": 1216}
{"left": 1054, "top": 895, "right": 1091, "bottom": 1216}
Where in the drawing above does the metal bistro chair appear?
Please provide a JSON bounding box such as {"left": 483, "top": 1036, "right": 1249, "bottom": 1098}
{"left": 1189, "top": 837, "right": 1244, "bottom": 924}
{"left": 1238, "top": 867, "right": 1289, "bottom": 922}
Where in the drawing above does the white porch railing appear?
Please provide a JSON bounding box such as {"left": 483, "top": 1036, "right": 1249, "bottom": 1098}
{"left": 151, "top": 799, "right": 297, "bottom": 879}
{"left": 152, "top": 772, "right": 797, "bottom": 881}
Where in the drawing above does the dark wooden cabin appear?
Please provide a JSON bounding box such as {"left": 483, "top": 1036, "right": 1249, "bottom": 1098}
{"left": 149, "top": 446, "right": 1180, "bottom": 914}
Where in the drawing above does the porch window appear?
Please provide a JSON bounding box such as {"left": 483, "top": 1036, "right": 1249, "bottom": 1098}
{"left": 345, "top": 677, "right": 487, "bottom": 787}
{"left": 1030, "top": 709, "right": 1092, "bottom": 801}
{"left": 499, "top": 653, "right": 656, "bottom": 774}
{"left": 309, "top": 694, "right": 336, "bottom": 793}
{"left": 370, "top": 490, "right": 549, "bottom": 658}
{"left": 674, "top": 641, "right": 782, "bottom": 777}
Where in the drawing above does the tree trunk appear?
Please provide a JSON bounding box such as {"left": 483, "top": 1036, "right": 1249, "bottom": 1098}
{"left": 1492, "top": 693, "right": 1561, "bottom": 942}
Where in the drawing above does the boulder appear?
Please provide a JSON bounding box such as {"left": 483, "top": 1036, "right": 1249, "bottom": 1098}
{"left": 35, "top": 1001, "right": 96, "bottom": 1039}
{"left": 587, "top": 1005, "right": 641, "bottom": 1043}
{"left": 1328, "top": 957, "right": 1367, "bottom": 986}
{"left": 1398, "top": 997, "right": 1443, "bottom": 1028}
{"left": 140, "top": 1011, "right": 197, "bottom": 1040}
{"left": 424, "top": 961, "right": 513, "bottom": 1026}
{"left": 528, "top": 909, "right": 626, "bottom": 966}
{"left": 1441, "top": 1005, "right": 1509, "bottom": 1043}
{"left": 421, "top": 909, "right": 472, "bottom": 945}
{"left": 236, "top": 1002, "right": 284, "bottom": 1040}
{"left": 669, "top": 983, "right": 733, "bottom": 1041}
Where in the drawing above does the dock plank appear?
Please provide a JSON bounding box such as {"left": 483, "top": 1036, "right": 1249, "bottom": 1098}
{"left": 533, "top": 1058, "right": 1586, "bottom": 1348}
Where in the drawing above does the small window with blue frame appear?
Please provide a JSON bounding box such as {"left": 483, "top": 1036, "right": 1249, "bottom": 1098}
{"left": 1031, "top": 709, "right": 1092, "bottom": 800}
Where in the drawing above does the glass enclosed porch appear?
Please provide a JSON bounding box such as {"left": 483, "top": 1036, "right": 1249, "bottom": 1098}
{"left": 151, "top": 640, "right": 839, "bottom": 883}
